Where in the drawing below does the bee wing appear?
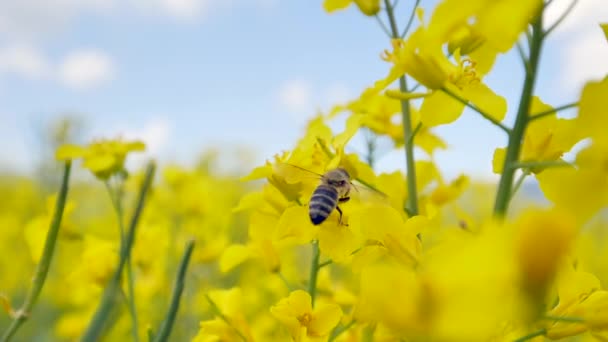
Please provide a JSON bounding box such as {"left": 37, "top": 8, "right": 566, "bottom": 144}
{"left": 273, "top": 162, "right": 323, "bottom": 184}
{"left": 350, "top": 177, "right": 390, "bottom": 203}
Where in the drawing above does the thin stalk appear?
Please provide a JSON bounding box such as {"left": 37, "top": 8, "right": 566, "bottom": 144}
{"left": 529, "top": 102, "right": 578, "bottom": 121}
{"left": 105, "top": 181, "right": 140, "bottom": 342}
{"left": 493, "top": 8, "right": 545, "bottom": 217}
{"left": 511, "top": 171, "right": 529, "bottom": 200}
{"left": 384, "top": 0, "right": 419, "bottom": 216}
{"left": 329, "top": 320, "right": 356, "bottom": 342}
{"left": 81, "top": 162, "right": 156, "bottom": 342}
{"left": 441, "top": 87, "right": 511, "bottom": 134}
{"left": 374, "top": 15, "right": 391, "bottom": 37}
{"left": 364, "top": 128, "right": 376, "bottom": 168}
{"left": 516, "top": 41, "right": 530, "bottom": 72}
{"left": 153, "top": 240, "right": 195, "bottom": 342}
{"left": 542, "top": 315, "right": 585, "bottom": 323}
{"left": 514, "top": 328, "right": 547, "bottom": 342}
{"left": 406, "top": 122, "right": 422, "bottom": 147}
{"left": 1, "top": 162, "right": 72, "bottom": 342}
{"left": 400, "top": 0, "right": 420, "bottom": 38}
{"left": 544, "top": 0, "right": 579, "bottom": 37}
{"left": 308, "top": 241, "right": 321, "bottom": 308}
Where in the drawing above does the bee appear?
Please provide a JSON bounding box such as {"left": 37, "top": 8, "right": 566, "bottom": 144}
{"left": 309, "top": 167, "right": 352, "bottom": 225}
{"left": 277, "top": 163, "right": 385, "bottom": 226}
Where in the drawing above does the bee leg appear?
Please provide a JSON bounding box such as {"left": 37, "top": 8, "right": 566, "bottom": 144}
{"left": 336, "top": 206, "right": 349, "bottom": 226}
{"left": 338, "top": 196, "right": 350, "bottom": 203}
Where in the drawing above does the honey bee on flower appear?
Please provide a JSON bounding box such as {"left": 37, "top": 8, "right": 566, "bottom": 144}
{"left": 274, "top": 163, "right": 387, "bottom": 226}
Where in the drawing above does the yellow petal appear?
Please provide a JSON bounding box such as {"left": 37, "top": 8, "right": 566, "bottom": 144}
{"left": 83, "top": 154, "right": 116, "bottom": 173}
{"left": 55, "top": 144, "right": 86, "bottom": 160}
{"left": 232, "top": 191, "right": 264, "bottom": 212}
{"left": 310, "top": 303, "right": 343, "bottom": 336}
{"left": 601, "top": 23, "right": 608, "bottom": 42}
{"left": 461, "top": 82, "right": 507, "bottom": 122}
{"left": 332, "top": 114, "right": 362, "bottom": 151}
{"left": 420, "top": 90, "right": 465, "bottom": 126}
{"left": 125, "top": 140, "right": 146, "bottom": 151}
{"left": 577, "top": 78, "right": 608, "bottom": 143}
{"left": 323, "top": 0, "right": 352, "bottom": 13}
{"left": 318, "top": 223, "right": 358, "bottom": 263}
{"left": 219, "top": 244, "right": 251, "bottom": 273}
{"left": 276, "top": 206, "right": 317, "bottom": 244}
{"left": 241, "top": 164, "right": 272, "bottom": 181}
{"left": 353, "top": 0, "right": 380, "bottom": 16}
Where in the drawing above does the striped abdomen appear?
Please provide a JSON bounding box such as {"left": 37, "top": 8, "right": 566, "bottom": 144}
{"left": 309, "top": 184, "right": 338, "bottom": 225}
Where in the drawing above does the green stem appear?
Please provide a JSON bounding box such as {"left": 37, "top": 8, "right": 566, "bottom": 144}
{"left": 384, "top": 0, "right": 419, "bottom": 216}
{"left": 441, "top": 87, "right": 511, "bottom": 134}
{"left": 205, "top": 295, "right": 248, "bottom": 342}
{"left": 544, "top": 0, "right": 578, "bottom": 38}
{"left": 400, "top": 0, "right": 420, "bottom": 38}
{"left": 1, "top": 162, "right": 72, "bottom": 342}
{"left": 529, "top": 102, "right": 578, "bottom": 121}
{"left": 105, "top": 181, "right": 140, "bottom": 342}
{"left": 542, "top": 315, "right": 585, "bottom": 322}
{"left": 364, "top": 128, "right": 376, "bottom": 168}
{"left": 493, "top": 8, "right": 545, "bottom": 217}
{"left": 308, "top": 241, "right": 321, "bottom": 308}
{"left": 153, "top": 240, "right": 195, "bottom": 342}
{"left": 329, "top": 320, "right": 356, "bottom": 342}
{"left": 406, "top": 122, "right": 422, "bottom": 147}
{"left": 81, "top": 162, "right": 156, "bottom": 342}
{"left": 513, "top": 328, "right": 546, "bottom": 342}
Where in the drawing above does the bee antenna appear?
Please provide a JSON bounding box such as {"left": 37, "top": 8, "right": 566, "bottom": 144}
{"left": 351, "top": 181, "right": 360, "bottom": 193}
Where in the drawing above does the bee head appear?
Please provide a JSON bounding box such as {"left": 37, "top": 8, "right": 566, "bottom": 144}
{"left": 324, "top": 168, "right": 351, "bottom": 188}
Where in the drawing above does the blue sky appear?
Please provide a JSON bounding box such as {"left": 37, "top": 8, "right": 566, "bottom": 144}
{"left": 0, "top": 0, "right": 606, "bottom": 181}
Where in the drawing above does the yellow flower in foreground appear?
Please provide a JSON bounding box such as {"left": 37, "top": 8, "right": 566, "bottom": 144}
{"left": 270, "top": 290, "right": 342, "bottom": 342}
{"left": 56, "top": 138, "right": 145, "bottom": 179}
{"left": 515, "top": 209, "right": 576, "bottom": 309}
{"left": 195, "top": 288, "right": 254, "bottom": 342}
{"left": 537, "top": 141, "right": 608, "bottom": 223}
{"left": 576, "top": 77, "right": 608, "bottom": 143}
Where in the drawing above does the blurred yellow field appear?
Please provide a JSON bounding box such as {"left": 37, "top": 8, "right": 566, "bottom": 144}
{"left": 1, "top": 0, "right": 608, "bottom": 341}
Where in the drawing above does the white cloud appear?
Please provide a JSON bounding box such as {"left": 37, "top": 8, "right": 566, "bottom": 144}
{"left": 278, "top": 79, "right": 313, "bottom": 114}
{"left": 546, "top": 0, "right": 608, "bottom": 89}
{"left": 58, "top": 49, "right": 116, "bottom": 90}
{"left": 323, "top": 83, "right": 352, "bottom": 107}
{"left": 0, "top": 45, "right": 50, "bottom": 79}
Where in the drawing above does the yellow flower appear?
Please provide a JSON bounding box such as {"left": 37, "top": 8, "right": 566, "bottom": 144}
{"left": 195, "top": 288, "right": 254, "bottom": 342}
{"left": 537, "top": 141, "right": 608, "bottom": 223}
{"left": 492, "top": 97, "right": 582, "bottom": 174}
{"left": 323, "top": 0, "right": 380, "bottom": 16}
{"left": 350, "top": 205, "right": 422, "bottom": 269}
{"left": 377, "top": 30, "right": 507, "bottom": 126}
{"left": 514, "top": 209, "right": 576, "bottom": 311}
{"left": 545, "top": 268, "right": 600, "bottom": 339}
{"left": 270, "top": 290, "right": 342, "bottom": 342}
{"left": 577, "top": 78, "right": 608, "bottom": 143}
{"left": 426, "top": 0, "right": 542, "bottom": 53}
{"left": 56, "top": 138, "right": 145, "bottom": 180}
